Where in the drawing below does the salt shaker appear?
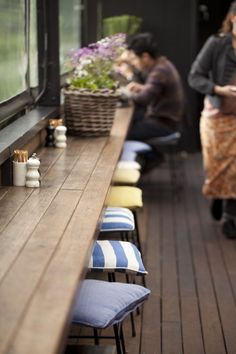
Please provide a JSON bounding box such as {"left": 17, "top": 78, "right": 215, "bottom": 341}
{"left": 54, "top": 125, "right": 67, "bottom": 148}
{"left": 25, "top": 153, "right": 41, "bottom": 188}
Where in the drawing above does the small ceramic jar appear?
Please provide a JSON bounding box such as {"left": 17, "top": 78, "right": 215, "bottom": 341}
{"left": 54, "top": 125, "right": 67, "bottom": 148}
{"left": 25, "top": 154, "right": 41, "bottom": 188}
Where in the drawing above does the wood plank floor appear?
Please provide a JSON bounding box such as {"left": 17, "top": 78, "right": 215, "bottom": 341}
{"left": 65, "top": 152, "right": 236, "bottom": 354}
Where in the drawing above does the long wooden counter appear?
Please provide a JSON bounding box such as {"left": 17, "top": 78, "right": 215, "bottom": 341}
{"left": 0, "top": 106, "right": 133, "bottom": 354}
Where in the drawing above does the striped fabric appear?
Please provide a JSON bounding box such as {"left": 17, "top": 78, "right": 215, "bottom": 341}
{"left": 101, "top": 207, "right": 135, "bottom": 232}
{"left": 89, "top": 240, "right": 147, "bottom": 275}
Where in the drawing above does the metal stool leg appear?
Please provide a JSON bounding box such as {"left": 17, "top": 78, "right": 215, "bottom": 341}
{"left": 120, "top": 324, "right": 126, "bottom": 353}
{"left": 93, "top": 328, "right": 99, "bottom": 345}
{"left": 113, "top": 324, "right": 123, "bottom": 354}
{"left": 133, "top": 210, "right": 142, "bottom": 252}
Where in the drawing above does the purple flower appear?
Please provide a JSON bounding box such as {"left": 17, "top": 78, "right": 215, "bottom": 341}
{"left": 66, "top": 33, "right": 126, "bottom": 90}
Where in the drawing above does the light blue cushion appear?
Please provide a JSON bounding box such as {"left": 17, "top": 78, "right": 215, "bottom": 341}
{"left": 72, "top": 279, "right": 150, "bottom": 328}
{"left": 89, "top": 240, "right": 147, "bottom": 275}
{"left": 100, "top": 207, "right": 135, "bottom": 232}
{"left": 120, "top": 150, "right": 137, "bottom": 161}
{"left": 123, "top": 140, "right": 151, "bottom": 153}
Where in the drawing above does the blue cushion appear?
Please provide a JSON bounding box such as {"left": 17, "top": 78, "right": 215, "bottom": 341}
{"left": 72, "top": 279, "right": 150, "bottom": 328}
{"left": 89, "top": 240, "right": 147, "bottom": 275}
{"left": 100, "top": 207, "right": 135, "bottom": 232}
{"left": 120, "top": 150, "right": 137, "bottom": 161}
{"left": 123, "top": 140, "right": 151, "bottom": 153}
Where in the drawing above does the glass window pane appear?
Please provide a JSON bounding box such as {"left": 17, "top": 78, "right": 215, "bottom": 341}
{"left": 29, "top": 0, "right": 38, "bottom": 88}
{"left": 59, "top": 0, "right": 82, "bottom": 74}
{"left": 0, "top": 0, "right": 27, "bottom": 102}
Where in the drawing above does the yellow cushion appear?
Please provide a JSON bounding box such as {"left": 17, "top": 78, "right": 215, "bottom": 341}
{"left": 117, "top": 161, "right": 141, "bottom": 170}
{"left": 106, "top": 186, "right": 143, "bottom": 209}
{"left": 112, "top": 168, "right": 141, "bottom": 184}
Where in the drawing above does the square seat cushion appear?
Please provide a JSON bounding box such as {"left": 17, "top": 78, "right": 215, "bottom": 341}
{"left": 112, "top": 168, "right": 140, "bottom": 184}
{"left": 72, "top": 279, "right": 150, "bottom": 328}
{"left": 101, "top": 207, "right": 135, "bottom": 232}
{"left": 106, "top": 186, "right": 143, "bottom": 209}
{"left": 123, "top": 140, "right": 151, "bottom": 153}
{"left": 89, "top": 240, "right": 147, "bottom": 275}
{"left": 117, "top": 161, "right": 141, "bottom": 170}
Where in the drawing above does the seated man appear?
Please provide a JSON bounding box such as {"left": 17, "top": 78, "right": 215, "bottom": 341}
{"left": 123, "top": 32, "right": 185, "bottom": 171}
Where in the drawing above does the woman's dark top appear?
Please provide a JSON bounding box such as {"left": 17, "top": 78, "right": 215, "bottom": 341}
{"left": 188, "top": 33, "right": 236, "bottom": 108}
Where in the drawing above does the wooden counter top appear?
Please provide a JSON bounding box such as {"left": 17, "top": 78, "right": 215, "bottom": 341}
{"left": 0, "top": 106, "right": 133, "bottom": 354}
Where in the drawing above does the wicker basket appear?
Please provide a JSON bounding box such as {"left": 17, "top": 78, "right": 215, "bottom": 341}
{"left": 63, "top": 88, "right": 120, "bottom": 136}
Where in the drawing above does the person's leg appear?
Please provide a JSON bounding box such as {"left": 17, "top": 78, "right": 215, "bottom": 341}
{"left": 128, "top": 119, "right": 173, "bottom": 172}
{"left": 128, "top": 116, "right": 173, "bottom": 141}
{"left": 127, "top": 111, "right": 175, "bottom": 172}
{"left": 210, "top": 199, "right": 223, "bottom": 221}
{"left": 222, "top": 199, "right": 236, "bottom": 238}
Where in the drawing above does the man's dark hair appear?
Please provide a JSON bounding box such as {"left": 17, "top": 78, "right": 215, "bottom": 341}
{"left": 126, "top": 32, "right": 159, "bottom": 59}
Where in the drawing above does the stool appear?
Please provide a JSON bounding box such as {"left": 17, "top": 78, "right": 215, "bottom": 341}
{"left": 112, "top": 168, "right": 141, "bottom": 185}
{"left": 89, "top": 240, "right": 147, "bottom": 275}
{"left": 105, "top": 187, "right": 143, "bottom": 252}
{"left": 89, "top": 240, "right": 147, "bottom": 336}
{"left": 120, "top": 150, "right": 137, "bottom": 162}
{"left": 98, "top": 207, "right": 146, "bottom": 334}
{"left": 70, "top": 279, "right": 150, "bottom": 354}
{"left": 106, "top": 186, "right": 143, "bottom": 209}
{"left": 123, "top": 140, "right": 151, "bottom": 154}
{"left": 146, "top": 131, "right": 182, "bottom": 191}
{"left": 119, "top": 140, "right": 151, "bottom": 162}
{"left": 89, "top": 240, "right": 147, "bottom": 284}
{"left": 99, "top": 207, "right": 138, "bottom": 260}
{"left": 116, "top": 161, "right": 141, "bottom": 170}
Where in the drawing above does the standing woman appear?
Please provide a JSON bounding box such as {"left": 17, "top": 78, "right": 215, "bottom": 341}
{"left": 188, "top": 1, "right": 236, "bottom": 238}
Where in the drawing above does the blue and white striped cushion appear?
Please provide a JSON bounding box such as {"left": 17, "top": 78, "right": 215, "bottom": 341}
{"left": 100, "top": 207, "right": 135, "bottom": 232}
{"left": 89, "top": 240, "right": 147, "bottom": 275}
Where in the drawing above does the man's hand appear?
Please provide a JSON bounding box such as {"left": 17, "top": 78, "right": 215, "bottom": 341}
{"left": 126, "top": 82, "right": 144, "bottom": 93}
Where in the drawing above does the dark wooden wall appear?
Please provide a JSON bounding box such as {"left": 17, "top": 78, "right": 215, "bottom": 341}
{"left": 84, "top": 0, "right": 231, "bottom": 152}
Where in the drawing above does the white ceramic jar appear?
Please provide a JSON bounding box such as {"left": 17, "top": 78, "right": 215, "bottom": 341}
{"left": 25, "top": 155, "right": 41, "bottom": 188}
{"left": 54, "top": 125, "right": 67, "bottom": 148}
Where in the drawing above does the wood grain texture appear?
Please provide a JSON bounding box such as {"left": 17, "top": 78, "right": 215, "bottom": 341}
{"left": 0, "top": 106, "right": 133, "bottom": 354}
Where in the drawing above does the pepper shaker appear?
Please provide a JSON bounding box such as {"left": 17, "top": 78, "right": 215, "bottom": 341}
{"left": 45, "top": 125, "right": 55, "bottom": 147}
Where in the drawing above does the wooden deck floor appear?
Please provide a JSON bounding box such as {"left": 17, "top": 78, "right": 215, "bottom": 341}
{"left": 66, "top": 152, "right": 236, "bottom": 354}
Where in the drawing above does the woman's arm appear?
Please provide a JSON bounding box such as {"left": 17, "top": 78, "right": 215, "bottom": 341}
{"left": 188, "top": 35, "right": 217, "bottom": 95}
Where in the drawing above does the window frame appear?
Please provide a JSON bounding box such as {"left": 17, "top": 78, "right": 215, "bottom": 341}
{"left": 0, "top": 0, "right": 84, "bottom": 130}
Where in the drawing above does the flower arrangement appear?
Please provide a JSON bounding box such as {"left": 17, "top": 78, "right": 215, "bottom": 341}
{"left": 66, "top": 33, "right": 126, "bottom": 92}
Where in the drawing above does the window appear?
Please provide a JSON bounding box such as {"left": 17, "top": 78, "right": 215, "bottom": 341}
{"left": 59, "top": 0, "right": 82, "bottom": 74}
{"left": 0, "top": 0, "right": 38, "bottom": 128}
{"left": 0, "top": 0, "right": 83, "bottom": 129}
{"left": 29, "top": 0, "right": 38, "bottom": 88}
{"left": 0, "top": 0, "right": 27, "bottom": 102}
